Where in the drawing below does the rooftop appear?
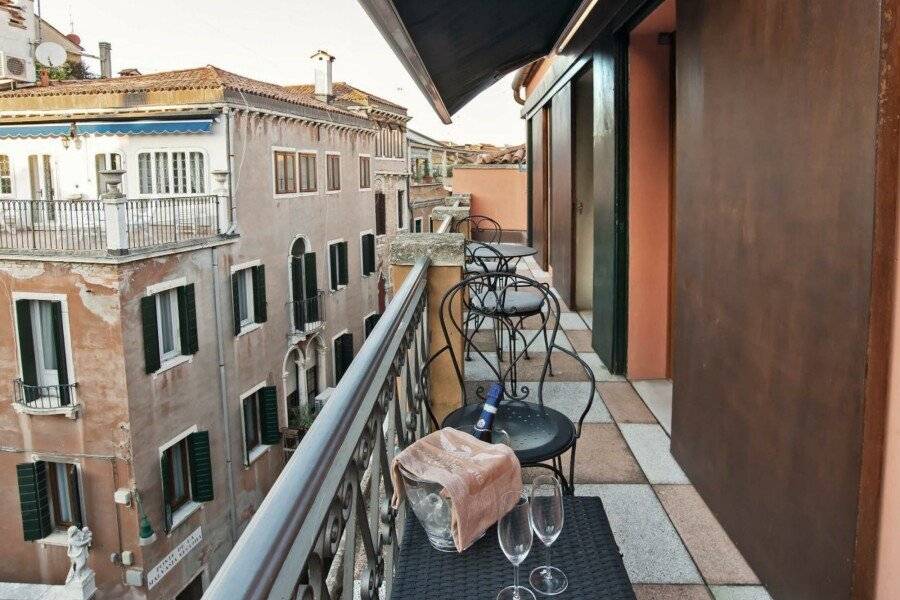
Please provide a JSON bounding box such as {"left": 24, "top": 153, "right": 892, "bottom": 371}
{"left": 474, "top": 143, "right": 526, "bottom": 165}
{"left": 286, "top": 81, "right": 408, "bottom": 115}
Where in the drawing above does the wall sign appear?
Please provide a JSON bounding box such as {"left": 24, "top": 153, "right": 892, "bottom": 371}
{"left": 147, "top": 527, "right": 202, "bottom": 590}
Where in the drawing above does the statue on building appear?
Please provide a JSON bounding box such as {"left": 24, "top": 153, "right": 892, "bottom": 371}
{"left": 65, "top": 526, "right": 93, "bottom": 584}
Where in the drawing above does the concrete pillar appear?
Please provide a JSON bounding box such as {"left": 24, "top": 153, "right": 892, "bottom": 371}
{"left": 389, "top": 232, "right": 465, "bottom": 423}
{"left": 99, "top": 169, "right": 128, "bottom": 255}
{"left": 211, "top": 169, "right": 231, "bottom": 234}
{"left": 430, "top": 204, "right": 470, "bottom": 235}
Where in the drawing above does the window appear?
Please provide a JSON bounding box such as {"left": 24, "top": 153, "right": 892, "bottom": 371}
{"left": 160, "top": 431, "right": 214, "bottom": 531}
{"left": 359, "top": 156, "right": 371, "bottom": 189}
{"left": 375, "top": 192, "right": 386, "bottom": 235}
{"left": 326, "top": 154, "right": 341, "bottom": 191}
{"left": 15, "top": 298, "right": 71, "bottom": 406}
{"left": 176, "top": 573, "right": 205, "bottom": 600}
{"left": 414, "top": 218, "right": 423, "bottom": 233}
{"left": 364, "top": 313, "right": 381, "bottom": 338}
{"left": 328, "top": 241, "right": 349, "bottom": 291}
{"left": 231, "top": 265, "right": 267, "bottom": 334}
{"left": 333, "top": 332, "right": 354, "bottom": 383}
{"left": 16, "top": 460, "right": 83, "bottom": 541}
{"left": 141, "top": 283, "right": 199, "bottom": 374}
{"left": 0, "top": 154, "right": 12, "bottom": 194}
{"left": 298, "top": 153, "right": 317, "bottom": 192}
{"left": 241, "top": 386, "right": 280, "bottom": 463}
{"left": 95, "top": 153, "right": 122, "bottom": 197}
{"left": 291, "top": 244, "right": 320, "bottom": 331}
{"left": 361, "top": 232, "right": 376, "bottom": 276}
{"left": 397, "top": 190, "right": 406, "bottom": 230}
{"left": 274, "top": 150, "right": 297, "bottom": 194}
{"left": 137, "top": 151, "right": 205, "bottom": 195}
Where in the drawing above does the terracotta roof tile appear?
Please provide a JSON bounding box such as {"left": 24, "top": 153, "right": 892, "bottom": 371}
{"left": 287, "top": 81, "right": 407, "bottom": 113}
{"left": 476, "top": 144, "right": 526, "bottom": 165}
{"left": 0, "top": 1, "right": 27, "bottom": 29}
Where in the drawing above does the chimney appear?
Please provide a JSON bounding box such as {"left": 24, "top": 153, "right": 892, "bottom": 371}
{"left": 311, "top": 50, "right": 334, "bottom": 102}
{"left": 99, "top": 42, "right": 112, "bottom": 78}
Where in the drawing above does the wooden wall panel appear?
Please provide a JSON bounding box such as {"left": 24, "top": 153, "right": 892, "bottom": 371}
{"left": 529, "top": 111, "right": 549, "bottom": 270}
{"left": 671, "top": 1, "right": 887, "bottom": 599}
{"left": 550, "top": 82, "right": 574, "bottom": 307}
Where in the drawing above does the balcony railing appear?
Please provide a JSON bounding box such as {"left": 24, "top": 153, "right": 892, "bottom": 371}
{"left": 13, "top": 378, "right": 77, "bottom": 410}
{"left": 0, "top": 196, "right": 225, "bottom": 255}
{"left": 289, "top": 290, "right": 327, "bottom": 335}
{"left": 206, "top": 257, "right": 431, "bottom": 600}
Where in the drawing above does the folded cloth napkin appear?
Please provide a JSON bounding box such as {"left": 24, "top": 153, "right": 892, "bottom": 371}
{"left": 391, "top": 427, "right": 522, "bottom": 552}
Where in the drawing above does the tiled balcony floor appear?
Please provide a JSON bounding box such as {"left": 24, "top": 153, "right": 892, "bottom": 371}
{"left": 465, "top": 257, "right": 773, "bottom": 600}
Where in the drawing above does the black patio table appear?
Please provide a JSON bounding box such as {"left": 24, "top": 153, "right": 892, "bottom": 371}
{"left": 391, "top": 496, "right": 636, "bottom": 600}
{"left": 469, "top": 242, "right": 537, "bottom": 262}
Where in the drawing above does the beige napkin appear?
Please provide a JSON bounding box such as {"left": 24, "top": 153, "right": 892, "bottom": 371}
{"left": 390, "top": 427, "right": 522, "bottom": 552}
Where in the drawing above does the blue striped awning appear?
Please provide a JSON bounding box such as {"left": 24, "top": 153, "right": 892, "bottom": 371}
{"left": 0, "top": 118, "right": 215, "bottom": 138}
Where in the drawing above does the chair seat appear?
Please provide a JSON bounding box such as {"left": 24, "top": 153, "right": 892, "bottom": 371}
{"left": 471, "top": 290, "right": 543, "bottom": 315}
{"left": 441, "top": 401, "right": 576, "bottom": 464}
{"left": 465, "top": 261, "right": 513, "bottom": 275}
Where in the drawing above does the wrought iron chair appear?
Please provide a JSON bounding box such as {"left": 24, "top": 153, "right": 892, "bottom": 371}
{"left": 421, "top": 271, "right": 595, "bottom": 494}
{"left": 453, "top": 214, "right": 502, "bottom": 243}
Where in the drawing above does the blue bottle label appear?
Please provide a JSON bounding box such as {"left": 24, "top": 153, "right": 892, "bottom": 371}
{"left": 473, "top": 383, "right": 503, "bottom": 441}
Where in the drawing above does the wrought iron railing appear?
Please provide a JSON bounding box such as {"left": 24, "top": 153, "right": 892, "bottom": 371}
{"left": 125, "top": 195, "right": 220, "bottom": 249}
{"left": 0, "top": 199, "right": 107, "bottom": 251}
{"left": 206, "top": 257, "right": 431, "bottom": 600}
{"left": 289, "top": 290, "right": 327, "bottom": 335}
{"left": 13, "top": 378, "right": 77, "bottom": 410}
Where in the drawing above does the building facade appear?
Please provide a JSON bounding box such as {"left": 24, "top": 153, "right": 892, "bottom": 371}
{"left": 0, "top": 58, "right": 403, "bottom": 598}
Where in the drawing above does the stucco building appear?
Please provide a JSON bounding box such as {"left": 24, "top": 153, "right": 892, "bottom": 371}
{"left": 0, "top": 54, "right": 406, "bottom": 598}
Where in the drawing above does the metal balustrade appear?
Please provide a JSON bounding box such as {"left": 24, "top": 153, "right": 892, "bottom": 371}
{"left": 289, "top": 290, "right": 327, "bottom": 335}
{"left": 0, "top": 199, "right": 107, "bottom": 251}
{"left": 13, "top": 378, "right": 77, "bottom": 410}
{"left": 206, "top": 257, "right": 431, "bottom": 600}
{"left": 124, "top": 195, "right": 220, "bottom": 249}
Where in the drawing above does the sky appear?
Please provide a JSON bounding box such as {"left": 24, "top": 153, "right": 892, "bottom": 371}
{"left": 39, "top": 0, "right": 527, "bottom": 146}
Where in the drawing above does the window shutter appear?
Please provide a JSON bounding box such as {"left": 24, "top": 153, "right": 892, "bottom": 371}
{"left": 259, "top": 386, "right": 281, "bottom": 444}
{"left": 329, "top": 244, "right": 339, "bottom": 290}
{"left": 16, "top": 300, "right": 37, "bottom": 395}
{"left": 340, "top": 334, "right": 354, "bottom": 380}
{"left": 177, "top": 284, "right": 199, "bottom": 355}
{"left": 338, "top": 242, "right": 349, "bottom": 286}
{"left": 375, "top": 193, "right": 386, "bottom": 235}
{"left": 291, "top": 257, "right": 305, "bottom": 328}
{"left": 141, "top": 296, "right": 160, "bottom": 374}
{"left": 365, "top": 313, "right": 381, "bottom": 338}
{"left": 188, "top": 431, "right": 214, "bottom": 503}
{"left": 17, "top": 461, "right": 51, "bottom": 541}
{"left": 231, "top": 272, "right": 241, "bottom": 335}
{"left": 68, "top": 465, "right": 83, "bottom": 529}
{"left": 252, "top": 265, "right": 267, "bottom": 323}
{"left": 49, "top": 302, "right": 70, "bottom": 405}
{"left": 304, "top": 253, "right": 319, "bottom": 321}
{"left": 160, "top": 452, "right": 172, "bottom": 532}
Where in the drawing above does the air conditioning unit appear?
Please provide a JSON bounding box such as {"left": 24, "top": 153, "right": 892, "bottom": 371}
{"left": 0, "top": 51, "right": 34, "bottom": 83}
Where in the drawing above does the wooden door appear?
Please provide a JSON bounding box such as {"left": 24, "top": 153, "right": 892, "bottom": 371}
{"left": 529, "top": 109, "right": 550, "bottom": 270}
{"left": 550, "top": 83, "right": 575, "bottom": 308}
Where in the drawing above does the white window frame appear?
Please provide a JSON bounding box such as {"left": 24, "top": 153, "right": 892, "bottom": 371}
{"left": 327, "top": 238, "right": 348, "bottom": 292}
{"left": 325, "top": 152, "right": 341, "bottom": 194}
{"left": 135, "top": 148, "right": 208, "bottom": 197}
{"left": 359, "top": 230, "right": 375, "bottom": 278}
{"left": 156, "top": 288, "right": 182, "bottom": 362}
{"left": 297, "top": 150, "right": 319, "bottom": 196}
{"left": 239, "top": 381, "right": 271, "bottom": 466}
{"left": 145, "top": 278, "right": 191, "bottom": 373}
{"left": 231, "top": 259, "right": 262, "bottom": 335}
{"left": 331, "top": 329, "right": 351, "bottom": 384}
{"left": 158, "top": 425, "right": 201, "bottom": 533}
{"left": 358, "top": 154, "right": 372, "bottom": 191}
{"left": 272, "top": 146, "right": 299, "bottom": 197}
{"left": 0, "top": 154, "right": 14, "bottom": 197}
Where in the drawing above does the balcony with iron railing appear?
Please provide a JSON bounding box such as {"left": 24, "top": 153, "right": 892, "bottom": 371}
{"left": 12, "top": 378, "right": 79, "bottom": 417}
{"left": 289, "top": 290, "right": 327, "bottom": 338}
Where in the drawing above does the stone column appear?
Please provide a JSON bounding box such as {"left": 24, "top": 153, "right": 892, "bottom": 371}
{"left": 390, "top": 232, "right": 465, "bottom": 423}
{"left": 99, "top": 169, "right": 128, "bottom": 255}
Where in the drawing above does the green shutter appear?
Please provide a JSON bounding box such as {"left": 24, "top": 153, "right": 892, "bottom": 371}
{"left": 231, "top": 272, "right": 241, "bottom": 335}
{"left": 160, "top": 452, "right": 172, "bottom": 532}
{"left": 17, "top": 462, "right": 51, "bottom": 541}
{"left": 188, "top": 431, "right": 214, "bottom": 503}
{"left": 16, "top": 300, "right": 37, "bottom": 393}
{"left": 69, "top": 465, "right": 83, "bottom": 529}
{"left": 252, "top": 265, "right": 267, "bottom": 323}
{"left": 336, "top": 333, "right": 354, "bottom": 382}
{"left": 329, "top": 244, "right": 339, "bottom": 290}
{"left": 291, "top": 257, "right": 305, "bottom": 328}
{"left": 338, "top": 242, "right": 349, "bottom": 286}
{"left": 304, "top": 253, "right": 319, "bottom": 322}
{"left": 259, "top": 386, "right": 281, "bottom": 445}
{"left": 363, "top": 234, "right": 375, "bottom": 276}
{"left": 177, "top": 284, "right": 199, "bottom": 355}
{"left": 49, "top": 302, "right": 70, "bottom": 405}
{"left": 365, "top": 313, "right": 381, "bottom": 338}
{"left": 141, "top": 295, "right": 160, "bottom": 374}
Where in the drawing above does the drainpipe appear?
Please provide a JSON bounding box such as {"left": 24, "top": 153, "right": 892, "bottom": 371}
{"left": 211, "top": 246, "right": 238, "bottom": 543}
{"left": 224, "top": 107, "right": 237, "bottom": 234}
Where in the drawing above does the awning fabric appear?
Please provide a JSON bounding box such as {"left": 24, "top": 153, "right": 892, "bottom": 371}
{"left": 360, "top": 0, "right": 579, "bottom": 122}
{"left": 0, "top": 118, "right": 214, "bottom": 138}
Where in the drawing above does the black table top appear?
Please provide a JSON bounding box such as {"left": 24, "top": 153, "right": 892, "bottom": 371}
{"left": 391, "top": 496, "right": 636, "bottom": 600}
{"left": 469, "top": 242, "right": 537, "bottom": 259}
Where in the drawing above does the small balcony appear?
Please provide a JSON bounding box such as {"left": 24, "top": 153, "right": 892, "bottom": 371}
{"left": 12, "top": 378, "right": 79, "bottom": 418}
{"left": 289, "top": 290, "right": 327, "bottom": 338}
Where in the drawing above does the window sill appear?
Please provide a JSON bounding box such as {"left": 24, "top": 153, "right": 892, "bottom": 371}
{"left": 325, "top": 190, "right": 341, "bottom": 195}
{"left": 169, "top": 501, "right": 202, "bottom": 534}
{"left": 154, "top": 354, "right": 192, "bottom": 376}
{"left": 13, "top": 402, "right": 80, "bottom": 420}
{"left": 245, "top": 444, "right": 271, "bottom": 467}
{"left": 37, "top": 530, "right": 71, "bottom": 547}
{"left": 360, "top": 187, "right": 372, "bottom": 192}
{"left": 329, "top": 286, "right": 347, "bottom": 294}
{"left": 237, "top": 322, "right": 263, "bottom": 338}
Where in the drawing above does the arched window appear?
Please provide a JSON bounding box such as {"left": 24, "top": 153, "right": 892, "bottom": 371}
{"left": 290, "top": 238, "right": 320, "bottom": 332}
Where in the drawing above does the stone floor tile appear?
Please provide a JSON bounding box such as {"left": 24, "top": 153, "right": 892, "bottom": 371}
{"left": 654, "top": 485, "right": 759, "bottom": 585}
{"left": 709, "top": 586, "right": 772, "bottom": 600}
{"left": 564, "top": 329, "right": 595, "bottom": 352}
{"left": 620, "top": 424, "right": 689, "bottom": 484}
{"left": 633, "top": 584, "right": 713, "bottom": 600}
{"left": 633, "top": 380, "right": 674, "bottom": 434}
{"left": 578, "top": 352, "right": 626, "bottom": 382}
{"left": 498, "top": 329, "right": 573, "bottom": 353}
{"left": 527, "top": 381, "right": 612, "bottom": 423}
{"left": 569, "top": 423, "right": 645, "bottom": 483}
{"left": 560, "top": 311, "right": 588, "bottom": 330}
{"left": 463, "top": 352, "right": 499, "bottom": 381}
{"left": 514, "top": 352, "right": 592, "bottom": 381}
{"left": 579, "top": 310, "right": 593, "bottom": 328}
{"left": 598, "top": 382, "right": 657, "bottom": 424}
{"left": 576, "top": 484, "right": 702, "bottom": 584}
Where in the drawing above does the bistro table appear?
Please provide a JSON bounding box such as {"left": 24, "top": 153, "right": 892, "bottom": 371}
{"left": 469, "top": 242, "right": 537, "bottom": 270}
{"left": 391, "top": 496, "right": 636, "bottom": 600}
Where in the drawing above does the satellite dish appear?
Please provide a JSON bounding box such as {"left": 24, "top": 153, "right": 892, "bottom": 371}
{"left": 35, "top": 42, "right": 67, "bottom": 68}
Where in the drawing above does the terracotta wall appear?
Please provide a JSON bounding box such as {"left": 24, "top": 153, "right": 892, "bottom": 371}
{"left": 626, "top": 0, "right": 674, "bottom": 380}
{"left": 452, "top": 166, "right": 527, "bottom": 240}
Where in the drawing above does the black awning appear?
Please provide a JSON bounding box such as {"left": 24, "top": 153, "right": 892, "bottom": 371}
{"left": 359, "top": 0, "right": 580, "bottom": 122}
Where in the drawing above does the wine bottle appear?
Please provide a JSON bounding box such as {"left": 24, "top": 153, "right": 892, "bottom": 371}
{"left": 473, "top": 383, "right": 503, "bottom": 441}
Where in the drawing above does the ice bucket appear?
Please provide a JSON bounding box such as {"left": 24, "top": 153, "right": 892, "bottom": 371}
{"left": 398, "top": 466, "right": 457, "bottom": 552}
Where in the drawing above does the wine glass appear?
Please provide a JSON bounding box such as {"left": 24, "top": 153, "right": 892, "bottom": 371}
{"left": 497, "top": 491, "right": 536, "bottom": 600}
{"left": 529, "top": 475, "right": 567, "bottom": 595}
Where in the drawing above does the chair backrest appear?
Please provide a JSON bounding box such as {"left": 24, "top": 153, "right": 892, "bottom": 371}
{"left": 420, "top": 271, "right": 596, "bottom": 438}
{"left": 454, "top": 215, "right": 502, "bottom": 243}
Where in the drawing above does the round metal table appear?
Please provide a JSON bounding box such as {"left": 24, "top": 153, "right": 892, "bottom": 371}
{"left": 468, "top": 242, "right": 537, "bottom": 260}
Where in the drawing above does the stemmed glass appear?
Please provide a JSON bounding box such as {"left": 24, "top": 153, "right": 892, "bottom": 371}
{"left": 529, "top": 475, "right": 567, "bottom": 595}
{"left": 497, "top": 491, "right": 536, "bottom": 600}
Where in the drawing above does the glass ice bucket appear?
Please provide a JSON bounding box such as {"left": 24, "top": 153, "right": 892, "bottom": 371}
{"left": 398, "top": 466, "right": 457, "bottom": 552}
